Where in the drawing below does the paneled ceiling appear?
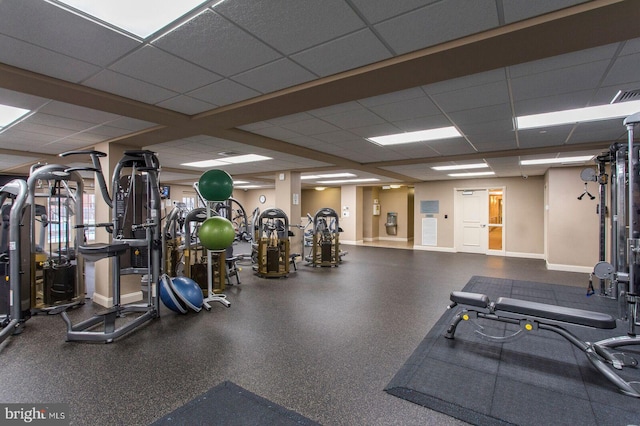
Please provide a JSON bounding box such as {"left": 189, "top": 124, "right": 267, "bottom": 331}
{"left": 0, "top": 0, "right": 639, "bottom": 188}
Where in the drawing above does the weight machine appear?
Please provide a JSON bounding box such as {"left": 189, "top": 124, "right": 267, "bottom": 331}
{"left": 54, "top": 150, "right": 162, "bottom": 342}
{"left": 307, "top": 207, "right": 343, "bottom": 267}
{"left": 587, "top": 112, "right": 640, "bottom": 372}
{"left": 256, "top": 208, "right": 290, "bottom": 278}
{"left": 0, "top": 179, "right": 31, "bottom": 344}
{"left": 27, "top": 163, "right": 85, "bottom": 311}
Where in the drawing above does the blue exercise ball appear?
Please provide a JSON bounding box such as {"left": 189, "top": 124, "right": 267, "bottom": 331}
{"left": 169, "top": 276, "right": 204, "bottom": 313}
{"left": 159, "top": 275, "right": 187, "bottom": 314}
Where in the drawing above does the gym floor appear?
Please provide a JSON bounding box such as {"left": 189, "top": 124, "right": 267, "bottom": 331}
{"left": 0, "top": 245, "right": 588, "bottom": 425}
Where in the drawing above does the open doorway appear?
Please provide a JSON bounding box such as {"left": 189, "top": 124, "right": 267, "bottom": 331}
{"left": 488, "top": 188, "right": 504, "bottom": 253}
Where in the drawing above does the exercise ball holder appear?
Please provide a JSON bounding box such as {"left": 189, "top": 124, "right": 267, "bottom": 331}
{"left": 183, "top": 207, "right": 229, "bottom": 309}
{"left": 193, "top": 181, "right": 230, "bottom": 309}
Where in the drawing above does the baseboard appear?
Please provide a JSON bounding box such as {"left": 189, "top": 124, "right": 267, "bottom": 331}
{"left": 505, "top": 251, "right": 545, "bottom": 260}
{"left": 545, "top": 262, "right": 593, "bottom": 274}
{"left": 91, "top": 290, "right": 144, "bottom": 308}
{"left": 379, "top": 236, "right": 412, "bottom": 242}
{"left": 341, "top": 240, "right": 363, "bottom": 245}
{"left": 412, "top": 245, "right": 456, "bottom": 253}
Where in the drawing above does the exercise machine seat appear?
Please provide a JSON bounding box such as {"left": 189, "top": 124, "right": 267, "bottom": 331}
{"left": 78, "top": 242, "right": 130, "bottom": 262}
{"left": 494, "top": 297, "right": 617, "bottom": 329}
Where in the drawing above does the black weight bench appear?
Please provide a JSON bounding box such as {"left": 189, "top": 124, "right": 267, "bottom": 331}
{"left": 445, "top": 291, "right": 640, "bottom": 398}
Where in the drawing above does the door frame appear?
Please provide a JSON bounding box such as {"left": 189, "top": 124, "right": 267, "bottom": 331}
{"left": 453, "top": 186, "right": 506, "bottom": 255}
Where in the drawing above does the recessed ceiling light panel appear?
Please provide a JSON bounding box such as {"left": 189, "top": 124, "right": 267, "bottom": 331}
{"left": 0, "top": 104, "right": 31, "bottom": 128}
{"left": 367, "top": 127, "right": 461, "bottom": 146}
{"left": 520, "top": 155, "right": 594, "bottom": 165}
{"left": 52, "top": 0, "right": 210, "bottom": 38}
{"left": 432, "top": 163, "right": 488, "bottom": 171}
{"left": 181, "top": 154, "right": 272, "bottom": 168}
{"left": 516, "top": 100, "right": 640, "bottom": 130}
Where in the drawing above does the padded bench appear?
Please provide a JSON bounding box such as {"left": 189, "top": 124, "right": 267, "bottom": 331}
{"left": 444, "top": 290, "right": 640, "bottom": 398}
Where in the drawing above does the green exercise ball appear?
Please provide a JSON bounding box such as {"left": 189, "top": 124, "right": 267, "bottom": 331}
{"left": 199, "top": 216, "right": 236, "bottom": 251}
{"left": 198, "top": 169, "right": 233, "bottom": 202}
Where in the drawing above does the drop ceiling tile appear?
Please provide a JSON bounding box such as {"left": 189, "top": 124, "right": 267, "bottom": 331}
{"left": 472, "top": 137, "right": 518, "bottom": 152}
{"left": 188, "top": 79, "right": 261, "bottom": 106}
{"left": 458, "top": 118, "right": 515, "bottom": 136}
{"left": 424, "top": 138, "right": 476, "bottom": 156}
{"left": 232, "top": 59, "right": 317, "bottom": 94}
{"left": 513, "top": 90, "right": 594, "bottom": 116}
{"left": 349, "top": 0, "right": 440, "bottom": 24}
{"left": 216, "top": 0, "right": 365, "bottom": 55}
{"left": 568, "top": 121, "right": 627, "bottom": 144}
{"left": 510, "top": 60, "right": 610, "bottom": 101}
{"left": 312, "top": 131, "right": 360, "bottom": 144}
{"left": 432, "top": 80, "right": 510, "bottom": 112}
{"left": 424, "top": 69, "right": 505, "bottom": 95}
{"left": 502, "top": 0, "right": 590, "bottom": 24}
{"left": 156, "top": 95, "right": 217, "bottom": 115}
{"left": 107, "top": 117, "right": 157, "bottom": 131}
{"left": 370, "top": 96, "right": 440, "bottom": 121}
{"left": 281, "top": 118, "right": 341, "bottom": 136}
{"left": 0, "top": 89, "right": 49, "bottom": 111}
{"left": 39, "top": 102, "right": 121, "bottom": 124}
{"left": 449, "top": 103, "right": 512, "bottom": 126}
{"left": 0, "top": 0, "right": 140, "bottom": 66}
{"left": 348, "top": 122, "right": 400, "bottom": 138}
{"left": 508, "top": 44, "right": 618, "bottom": 78}
{"left": 84, "top": 70, "right": 178, "bottom": 104}
{"left": 28, "top": 113, "right": 95, "bottom": 133}
{"left": 0, "top": 34, "right": 100, "bottom": 83}
{"left": 110, "top": 45, "right": 222, "bottom": 93}
{"left": 281, "top": 135, "right": 327, "bottom": 149}
{"left": 153, "top": 10, "right": 281, "bottom": 76}
{"left": 250, "top": 127, "right": 303, "bottom": 141}
{"left": 308, "top": 102, "right": 363, "bottom": 118}
{"left": 267, "top": 112, "right": 315, "bottom": 126}
{"left": 392, "top": 115, "right": 452, "bottom": 131}
{"left": 291, "top": 29, "right": 391, "bottom": 77}
{"left": 517, "top": 126, "right": 572, "bottom": 149}
{"left": 602, "top": 52, "right": 640, "bottom": 88}
{"left": 620, "top": 37, "right": 640, "bottom": 55}
{"left": 359, "top": 87, "right": 426, "bottom": 108}
{"left": 321, "top": 108, "right": 386, "bottom": 129}
{"left": 374, "top": 0, "right": 499, "bottom": 55}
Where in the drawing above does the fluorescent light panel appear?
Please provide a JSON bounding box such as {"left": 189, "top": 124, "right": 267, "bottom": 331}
{"left": 367, "top": 127, "right": 461, "bottom": 146}
{"left": 448, "top": 172, "right": 495, "bottom": 177}
{"left": 432, "top": 163, "right": 488, "bottom": 171}
{"left": 516, "top": 100, "right": 640, "bottom": 129}
{"left": 53, "top": 0, "right": 208, "bottom": 38}
{"left": 317, "top": 178, "right": 380, "bottom": 184}
{"left": 0, "top": 104, "right": 30, "bottom": 128}
{"left": 520, "top": 155, "right": 593, "bottom": 166}
{"left": 181, "top": 154, "right": 272, "bottom": 168}
{"left": 301, "top": 173, "right": 356, "bottom": 180}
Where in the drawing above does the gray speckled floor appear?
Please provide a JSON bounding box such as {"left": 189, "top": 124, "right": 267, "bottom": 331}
{"left": 0, "top": 246, "right": 589, "bottom": 425}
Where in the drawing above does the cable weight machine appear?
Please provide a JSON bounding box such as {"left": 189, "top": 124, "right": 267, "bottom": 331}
{"left": 53, "top": 150, "right": 162, "bottom": 343}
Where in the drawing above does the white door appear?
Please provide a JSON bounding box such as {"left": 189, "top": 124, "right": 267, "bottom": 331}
{"left": 455, "top": 189, "right": 488, "bottom": 254}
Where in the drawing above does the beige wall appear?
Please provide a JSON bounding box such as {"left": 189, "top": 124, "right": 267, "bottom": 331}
{"left": 301, "top": 187, "right": 341, "bottom": 220}
{"left": 362, "top": 187, "right": 380, "bottom": 240}
{"left": 413, "top": 176, "right": 545, "bottom": 255}
{"left": 378, "top": 187, "right": 411, "bottom": 239}
{"left": 546, "top": 167, "right": 599, "bottom": 269}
